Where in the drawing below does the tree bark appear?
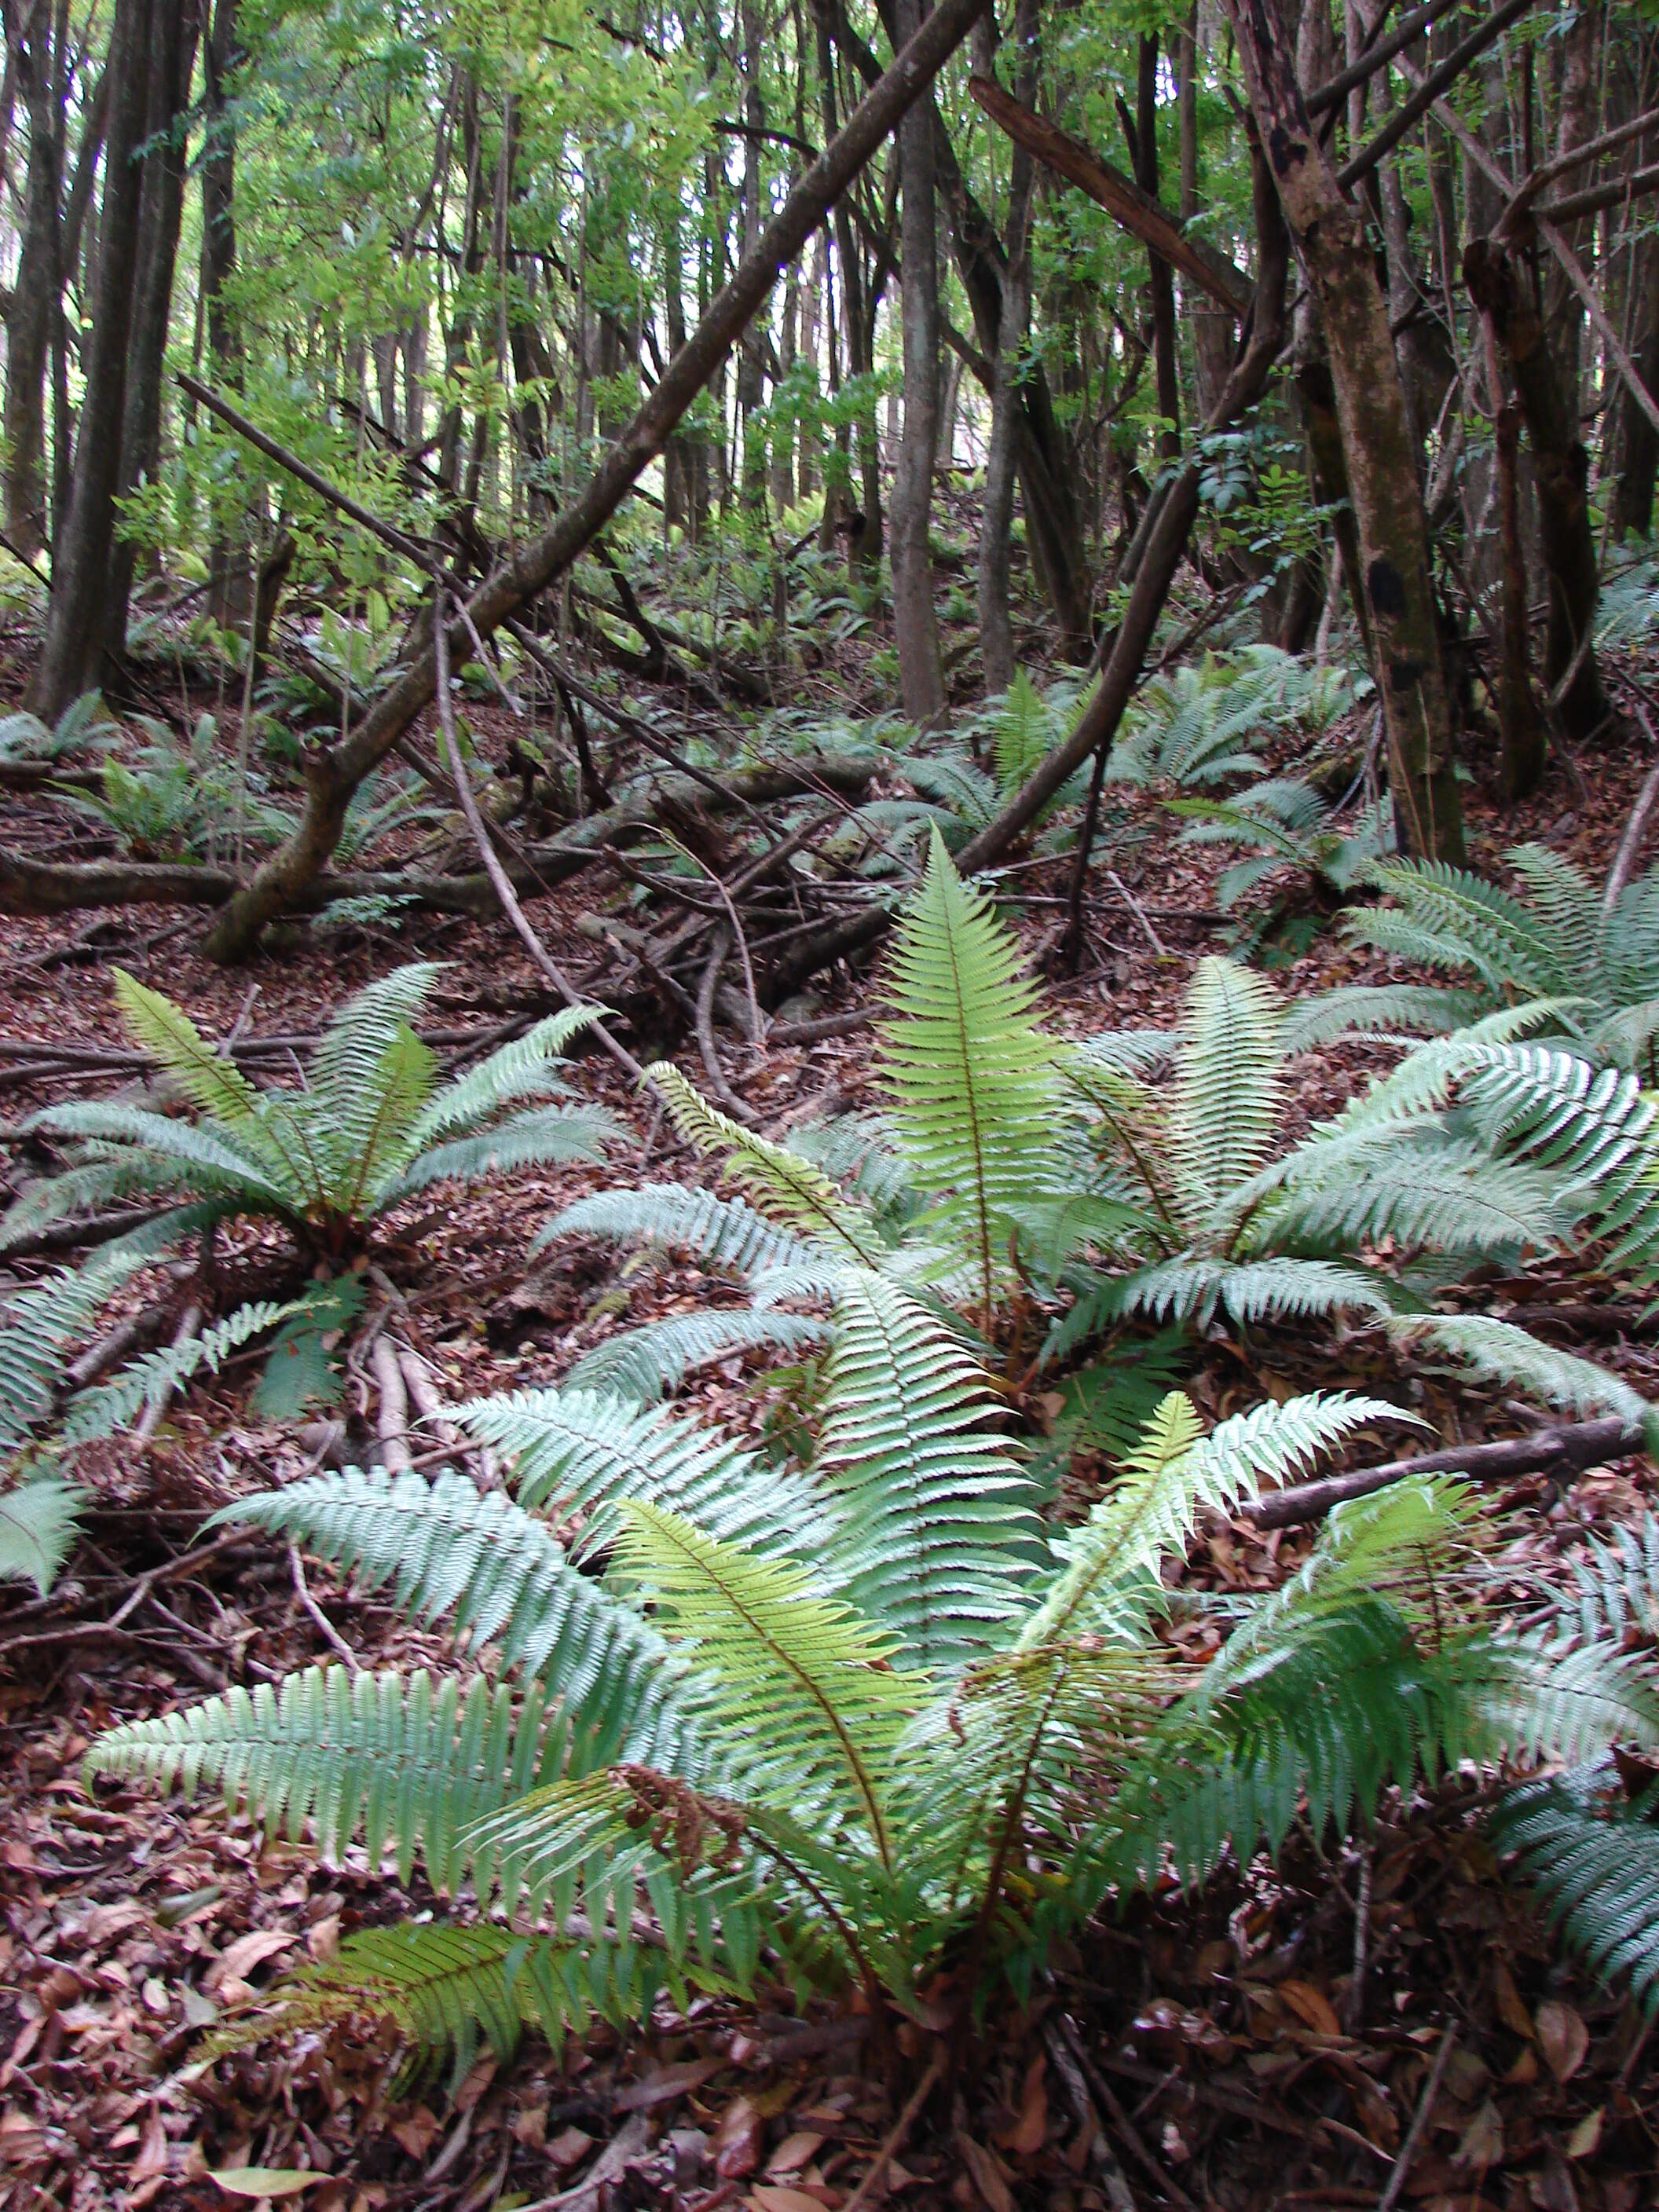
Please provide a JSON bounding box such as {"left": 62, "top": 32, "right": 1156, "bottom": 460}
{"left": 201, "top": 0, "right": 245, "bottom": 625}
{"left": 1614, "top": 233, "right": 1659, "bottom": 540}
{"left": 5, "top": 10, "right": 62, "bottom": 560}
{"left": 1465, "top": 235, "right": 1610, "bottom": 748}
{"left": 27, "top": 0, "right": 153, "bottom": 723}
{"left": 104, "top": 0, "right": 201, "bottom": 665}
{"left": 1222, "top": 0, "right": 1465, "bottom": 864}
{"left": 892, "top": 0, "right": 945, "bottom": 723}
{"left": 976, "top": 0, "right": 1036, "bottom": 695}
{"left": 202, "top": 0, "right": 993, "bottom": 961}
{"left": 1495, "top": 401, "right": 1547, "bottom": 802}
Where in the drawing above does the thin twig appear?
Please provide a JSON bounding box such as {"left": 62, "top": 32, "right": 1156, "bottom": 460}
{"left": 1346, "top": 1848, "right": 1374, "bottom": 2034}
{"left": 287, "top": 1542, "right": 360, "bottom": 1672}
{"left": 695, "top": 929, "right": 760, "bottom": 1125}
{"left": 434, "top": 593, "right": 654, "bottom": 1092}
{"left": 839, "top": 2051, "right": 946, "bottom": 2212}
{"left": 1042, "top": 2016, "right": 1138, "bottom": 2212}
{"left": 1604, "top": 700, "right": 1659, "bottom": 917}
{"left": 1376, "top": 2025, "right": 1457, "bottom": 2212}
{"left": 134, "top": 1301, "right": 203, "bottom": 1447}
{"left": 1105, "top": 869, "right": 1168, "bottom": 957}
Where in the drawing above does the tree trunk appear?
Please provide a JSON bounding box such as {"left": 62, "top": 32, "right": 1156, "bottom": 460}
{"left": 5, "top": 16, "right": 61, "bottom": 560}
{"left": 892, "top": 0, "right": 944, "bottom": 723}
{"left": 1135, "top": 35, "right": 1180, "bottom": 463}
{"left": 1465, "top": 236, "right": 1610, "bottom": 748}
{"left": 27, "top": 0, "right": 154, "bottom": 723}
{"left": 976, "top": 0, "right": 1035, "bottom": 696}
{"left": 1223, "top": 0, "right": 1465, "bottom": 863}
{"left": 1495, "top": 401, "right": 1547, "bottom": 802}
{"left": 202, "top": 0, "right": 246, "bottom": 626}
{"left": 1614, "top": 233, "right": 1659, "bottom": 540}
{"left": 105, "top": 0, "right": 201, "bottom": 666}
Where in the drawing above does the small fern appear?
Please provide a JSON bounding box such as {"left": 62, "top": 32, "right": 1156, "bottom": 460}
{"left": 5, "top": 967, "right": 621, "bottom": 1262}
{"left": 1342, "top": 845, "right": 1659, "bottom": 1071}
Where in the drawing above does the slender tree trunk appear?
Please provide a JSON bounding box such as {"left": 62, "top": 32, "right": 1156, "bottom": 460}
{"left": 5, "top": 16, "right": 61, "bottom": 559}
{"left": 202, "top": 0, "right": 245, "bottom": 625}
{"left": 1495, "top": 399, "right": 1547, "bottom": 801}
{"left": 1134, "top": 35, "right": 1180, "bottom": 463}
{"left": 1465, "top": 236, "right": 1610, "bottom": 747}
{"left": 738, "top": 0, "right": 769, "bottom": 515}
{"left": 27, "top": 0, "right": 154, "bottom": 721}
{"left": 1614, "top": 233, "right": 1659, "bottom": 539}
{"left": 976, "top": 0, "right": 1036, "bottom": 695}
{"left": 1223, "top": 0, "right": 1465, "bottom": 862}
{"left": 892, "top": 0, "right": 944, "bottom": 723}
{"left": 105, "top": 0, "right": 201, "bottom": 665}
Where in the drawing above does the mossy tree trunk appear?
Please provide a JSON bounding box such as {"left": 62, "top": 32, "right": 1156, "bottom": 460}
{"left": 1223, "top": 0, "right": 1466, "bottom": 864}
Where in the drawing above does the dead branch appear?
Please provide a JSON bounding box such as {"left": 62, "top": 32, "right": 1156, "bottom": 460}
{"left": 1246, "top": 1416, "right": 1644, "bottom": 1530}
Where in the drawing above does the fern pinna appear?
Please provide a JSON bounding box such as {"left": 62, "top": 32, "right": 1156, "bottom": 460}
{"left": 2, "top": 963, "right": 622, "bottom": 1262}
{"left": 86, "top": 1275, "right": 1659, "bottom": 2071}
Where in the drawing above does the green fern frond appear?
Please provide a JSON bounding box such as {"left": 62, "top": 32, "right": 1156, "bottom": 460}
{"left": 111, "top": 969, "right": 271, "bottom": 1135}
{"left": 612, "top": 1499, "right": 917, "bottom": 1855}
{"left": 211, "top": 1921, "right": 672, "bottom": 2082}
{"left": 1492, "top": 1767, "right": 1659, "bottom": 2015}
{"left": 1393, "top": 1315, "right": 1652, "bottom": 1425}
{"left": 306, "top": 963, "right": 441, "bottom": 1177}
{"left": 87, "top": 1666, "right": 569, "bottom": 1906}
{"left": 1023, "top": 1390, "right": 1404, "bottom": 1648}
{"left": 1167, "top": 959, "right": 1283, "bottom": 1232}
{"left": 1557, "top": 1514, "right": 1659, "bottom": 1646}
{"left": 566, "top": 1309, "right": 830, "bottom": 1401}
{"left": 1280, "top": 984, "right": 1481, "bottom": 1055}
{"left": 16, "top": 1102, "right": 290, "bottom": 1209}
{"left": 61, "top": 1296, "right": 303, "bottom": 1442}
{"left": 878, "top": 831, "right": 1060, "bottom": 1317}
{"left": 1090, "top": 1254, "right": 1395, "bottom": 1328}
{"left": 645, "top": 1064, "right": 884, "bottom": 1267}
{"left": 535, "top": 1182, "right": 828, "bottom": 1276}
{"left": 377, "top": 1101, "right": 621, "bottom": 1205}
{"left": 405, "top": 1007, "right": 604, "bottom": 1152}
{"left": 1267, "top": 1137, "right": 1573, "bottom": 1259}
{"left": 454, "top": 1382, "right": 831, "bottom": 1561}
{"left": 0, "top": 1254, "right": 139, "bottom": 1449}
{"left": 213, "top": 1466, "right": 694, "bottom": 1763}
{"left": 0, "top": 1474, "right": 85, "bottom": 1595}
{"left": 816, "top": 1273, "right": 1035, "bottom": 1667}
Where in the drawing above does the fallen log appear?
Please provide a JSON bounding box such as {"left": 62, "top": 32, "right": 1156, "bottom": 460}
{"left": 0, "top": 753, "right": 871, "bottom": 921}
{"left": 1247, "top": 1415, "right": 1646, "bottom": 1530}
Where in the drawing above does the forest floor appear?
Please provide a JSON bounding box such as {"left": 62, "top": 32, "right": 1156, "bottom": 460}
{"left": 2, "top": 625, "right": 1657, "bottom": 2212}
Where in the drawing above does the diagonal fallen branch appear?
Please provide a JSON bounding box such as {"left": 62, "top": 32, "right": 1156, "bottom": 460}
{"left": 1246, "top": 1415, "right": 1645, "bottom": 1531}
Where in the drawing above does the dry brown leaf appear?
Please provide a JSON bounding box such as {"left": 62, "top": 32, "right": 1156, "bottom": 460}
{"left": 1492, "top": 1962, "right": 1534, "bottom": 2041}
{"left": 548, "top": 2127, "right": 595, "bottom": 2171}
{"left": 614, "top": 2056, "right": 725, "bottom": 2112}
{"left": 1534, "top": 2000, "right": 1589, "bottom": 2084}
{"left": 130, "top": 2104, "right": 169, "bottom": 2182}
{"left": 747, "top": 2187, "right": 830, "bottom": 2212}
{"left": 713, "top": 2096, "right": 767, "bottom": 2180}
{"left": 1278, "top": 1979, "right": 1342, "bottom": 2038}
{"left": 957, "top": 2133, "right": 1015, "bottom": 2212}
{"left": 1566, "top": 2107, "right": 1603, "bottom": 2159}
{"left": 208, "top": 1929, "right": 297, "bottom": 1988}
{"left": 994, "top": 2052, "right": 1047, "bottom": 2157}
{"left": 766, "top": 2132, "right": 826, "bottom": 2176}
{"left": 1453, "top": 2100, "right": 1504, "bottom": 2170}
{"left": 388, "top": 2109, "right": 441, "bottom": 2160}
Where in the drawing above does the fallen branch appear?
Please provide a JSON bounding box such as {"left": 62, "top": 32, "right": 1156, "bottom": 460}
{"left": 288, "top": 1541, "right": 360, "bottom": 1671}
{"left": 435, "top": 592, "right": 653, "bottom": 1088}
{"left": 1041, "top": 2017, "right": 1138, "bottom": 2212}
{"left": 969, "top": 77, "right": 1251, "bottom": 317}
{"left": 370, "top": 1333, "right": 414, "bottom": 1474}
{"left": 202, "top": 0, "right": 995, "bottom": 961}
{"left": 1247, "top": 1415, "right": 1645, "bottom": 1530}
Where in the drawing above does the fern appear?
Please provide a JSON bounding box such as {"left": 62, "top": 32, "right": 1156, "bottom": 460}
{"left": 566, "top": 1309, "right": 830, "bottom": 1401}
{"left": 878, "top": 832, "right": 1061, "bottom": 1320}
{"left": 93, "top": 1278, "right": 1476, "bottom": 2060}
{"left": 1492, "top": 1768, "right": 1659, "bottom": 2015}
{"left": 6, "top": 965, "right": 621, "bottom": 1261}
{"left": 1346, "top": 846, "right": 1659, "bottom": 1070}
{"left": 0, "top": 1475, "right": 85, "bottom": 1597}
{"left": 1393, "top": 1314, "right": 1654, "bottom": 1426}
{"left": 536, "top": 1183, "right": 828, "bottom": 1278}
